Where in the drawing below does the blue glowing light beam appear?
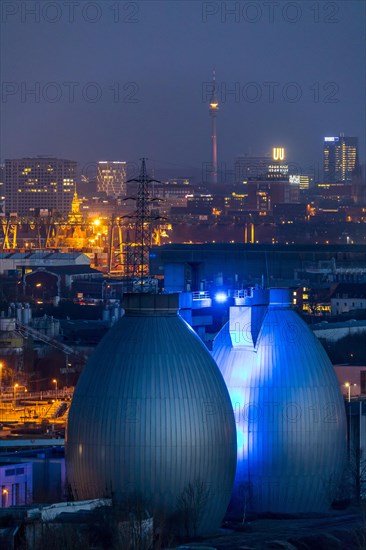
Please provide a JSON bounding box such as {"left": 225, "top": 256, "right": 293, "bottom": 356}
{"left": 215, "top": 292, "right": 227, "bottom": 303}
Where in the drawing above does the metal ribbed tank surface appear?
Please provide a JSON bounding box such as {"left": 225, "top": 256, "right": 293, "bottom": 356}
{"left": 66, "top": 293, "right": 236, "bottom": 535}
{"left": 212, "top": 288, "right": 347, "bottom": 516}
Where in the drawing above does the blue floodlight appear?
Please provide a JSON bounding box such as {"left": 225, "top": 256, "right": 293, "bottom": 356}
{"left": 215, "top": 292, "right": 227, "bottom": 303}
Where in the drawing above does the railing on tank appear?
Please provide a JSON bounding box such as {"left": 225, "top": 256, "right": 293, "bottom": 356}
{"left": 233, "top": 288, "right": 253, "bottom": 305}
{"left": 233, "top": 288, "right": 253, "bottom": 299}
{"left": 192, "top": 291, "right": 211, "bottom": 300}
{"left": 191, "top": 291, "right": 212, "bottom": 309}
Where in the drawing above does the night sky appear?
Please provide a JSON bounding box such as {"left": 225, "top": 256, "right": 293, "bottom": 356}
{"left": 1, "top": 0, "right": 365, "bottom": 180}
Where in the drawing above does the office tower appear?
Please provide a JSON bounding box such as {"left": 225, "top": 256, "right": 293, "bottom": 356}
{"left": 235, "top": 147, "right": 289, "bottom": 183}
{"left": 96, "top": 161, "right": 127, "bottom": 197}
{"left": 323, "top": 135, "right": 359, "bottom": 183}
{"left": 4, "top": 157, "right": 77, "bottom": 216}
{"left": 235, "top": 155, "right": 271, "bottom": 183}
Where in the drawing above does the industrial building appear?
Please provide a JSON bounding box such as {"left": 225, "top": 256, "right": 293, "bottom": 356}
{"left": 150, "top": 243, "right": 366, "bottom": 292}
{"left": 0, "top": 446, "right": 65, "bottom": 505}
{"left": 330, "top": 283, "right": 366, "bottom": 316}
{"left": 0, "top": 462, "right": 32, "bottom": 508}
{"left": 0, "top": 251, "right": 90, "bottom": 276}
{"left": 212, "top": 288, "right": 347, "bottom": 515}
{"left": 66, "top": 293, "right": 237, "bottom": 536}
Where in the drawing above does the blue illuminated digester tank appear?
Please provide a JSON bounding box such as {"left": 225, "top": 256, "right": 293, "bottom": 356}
{"left": 66, "top": 293, "right": 236, "bottom": 534}
{"left": 212, "top": 288, "right": 347, "bottom": 515}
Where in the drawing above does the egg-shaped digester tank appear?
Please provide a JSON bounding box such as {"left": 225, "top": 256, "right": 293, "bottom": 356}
{"left": 66, "top": 293, "right": 237, "bottom": 535}
{"left": 213, "top": 288, "right": 347, "bottom": 515}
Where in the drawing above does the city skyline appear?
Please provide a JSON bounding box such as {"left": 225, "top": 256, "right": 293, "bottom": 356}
{"left": 2, "top": 131, "right": 363, "bottom": 187}
{"left": 1, "top": 1, "right": 365, "bottom": 177}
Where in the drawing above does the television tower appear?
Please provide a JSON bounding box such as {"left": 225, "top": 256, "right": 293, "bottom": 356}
{"left": 209, "top": 69, "right": 219, "bottom": 185}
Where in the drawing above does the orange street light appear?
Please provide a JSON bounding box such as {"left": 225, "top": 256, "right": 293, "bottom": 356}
{"left": 53, "top": 379, "right": 58, "bottom": 399}
{"left": 13, "top": 383, "right": 19, "bottom": 407}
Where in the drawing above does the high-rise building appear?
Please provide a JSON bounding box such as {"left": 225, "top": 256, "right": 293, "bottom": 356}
{"left": 235, "top": 147, "right": 289, "bottom": 183}
{"left": 96, "top": 161, "right": 127, "bottom": 197}
{"left": 235, "top": 155, "right": 271, "bottom": 183}
{"left": 323, "top": 135, "right": 359, "bottom": 183}
{"left": 4, "top": 157, "right": 77, "bottom": 216}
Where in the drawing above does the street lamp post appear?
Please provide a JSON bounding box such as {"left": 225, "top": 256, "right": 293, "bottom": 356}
{"left": 345, "top": 382, "right": 351, "bottom": 403}
{"left": 13, "top": 383, "right": 19, "bottom": 408}
{"left": 345, "top": 382, "right": 357, "bottom": 403}
{"left": 0, "top": 362, "right": 3, "bottom": 398}
{"left": 53, "top": 379, "right": 58, "bottom": 400}
{"left": 2, "top": 488, "right": 8, "bottom": 507}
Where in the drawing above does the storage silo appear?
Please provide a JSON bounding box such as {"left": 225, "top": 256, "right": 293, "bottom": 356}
{"left": 66, "top": 293, "right": 236, "bottom": 535}
{"left": 213, "top": 288, "right": 347, "bottom": 515}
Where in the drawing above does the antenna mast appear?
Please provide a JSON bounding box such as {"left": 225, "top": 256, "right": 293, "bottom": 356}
{"left": 209, "top": 69, "right": 219, "bottom": 185}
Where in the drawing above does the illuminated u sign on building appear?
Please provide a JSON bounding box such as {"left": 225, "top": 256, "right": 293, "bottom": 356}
{"left": 268, "top": 147, "right": 288, "bottom": 180}
{"left": 273, "top": 147, "right": 285, "bottom": 161}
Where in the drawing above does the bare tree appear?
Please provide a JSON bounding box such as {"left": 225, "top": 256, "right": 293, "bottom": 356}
{"left": 239, "top": 481, "right": 253, "bottom": 524}
{"left": 153, "top": 511, "right": 176, "bottom": 550}
{"left": 176, "top": 479, "right": 210, "bottom": 537}
{"left": 349, "top": 447, "right": 366, "bottom": 504}
{"left": 35, "top": 523, "right": 87, "bottom": 550}
{"left": 307, "top": 289, "right": 322, "bottom": 316}
{"left": 121, "top": 493, "right": 151, "bottom": 549}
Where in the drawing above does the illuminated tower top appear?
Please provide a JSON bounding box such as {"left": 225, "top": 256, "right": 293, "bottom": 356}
{"left": 209, "top": 69, "right": 219, "bottom": 112}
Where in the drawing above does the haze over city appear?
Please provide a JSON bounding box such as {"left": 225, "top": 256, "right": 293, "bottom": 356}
{"left": 1, "top": 0, "right": 365, "bottom": 178}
